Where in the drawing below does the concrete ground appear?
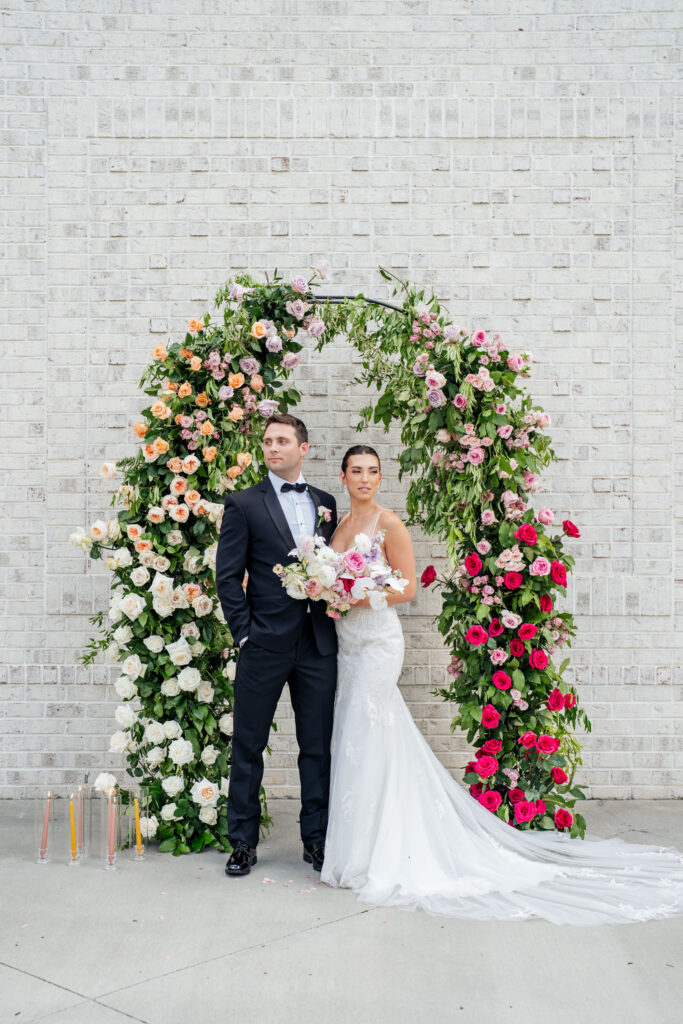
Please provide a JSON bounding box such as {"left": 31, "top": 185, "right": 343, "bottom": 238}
{"left": 1, "top": 798, "right": 681, "bottom": 1024}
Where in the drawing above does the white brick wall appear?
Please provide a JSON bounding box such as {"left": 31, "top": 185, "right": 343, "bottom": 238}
{"left": 1, "top": 0, "right": 681, "bottom": 800}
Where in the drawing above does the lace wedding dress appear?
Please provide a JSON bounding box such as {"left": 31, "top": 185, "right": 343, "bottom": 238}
{"left": 321, "top": 532, "right": 683, "bottom": 925}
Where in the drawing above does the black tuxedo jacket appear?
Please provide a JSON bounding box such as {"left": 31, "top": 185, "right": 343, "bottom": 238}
{"left": 215, "top": 476, "right": 338, "bottom": 656}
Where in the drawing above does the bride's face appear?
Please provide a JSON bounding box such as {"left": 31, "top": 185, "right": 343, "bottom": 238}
{"left": 341, "top": 455, "right": 382, "bottom": 500}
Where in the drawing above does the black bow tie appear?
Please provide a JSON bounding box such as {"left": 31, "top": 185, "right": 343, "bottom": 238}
{"left": 280, "top": 482, "right": 308, "bottom": 494}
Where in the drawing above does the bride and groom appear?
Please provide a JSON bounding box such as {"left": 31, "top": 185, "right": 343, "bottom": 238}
{"left": 216, "top": 414, "right": 683, "bottom": 925}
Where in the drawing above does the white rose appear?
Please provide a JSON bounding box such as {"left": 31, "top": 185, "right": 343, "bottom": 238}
{"left": 167, "top": 530, "right": 184, "bottom": 546}
{"left": 316, "top": 564, "right": 337, "bottom": 588}
{"left": 183, "top": 552, "right": 203, "bottom": 574}
{"left": 153, "top": 556, "right": 171, "bottom": 572}
{"left": 192, "top": 594, "right": 213, "bottom": 617}
{"left": 214, "top": 603, "right": 226, "bottom": 624}
{"left": 160, "top": 677, "right": 180, "bottom": 697}
{"left": 224, "top": 661, "right": 236, "bottom": 681}
{"left": 190, "top": 777, "right": 219, "bottom": 807}
{"left": 139, "top": 550, "right": 156, "bottom": 567}
{"left": 100, "top": 462, "right": 118, "bottom": 481}
{"left": 69, "top": 527, "right": 92, "bottom": 550}
{"left": 110, "top": 731, "right": 129, "bottom": 753}
{"left": 177, "top": 667, "right": 201, "bottom": 692}
{"left": 165, "top": 637, "right": 193, "bottom": 666}
{"left": 116, "top": 547, "right": 133, "bottom": 568}
{"left": 115, "top": 704, "right": 137, "bottom": 729}
{"left": 171, "top": 588, "right": 189, "bottom": 609}
{"left": 114, "top": 675, "right": 137, "bottom": 699}
{"left": 93, "top": 772, "right": 117, "bottom": 792}
{"left": 201, "top": 744, "right": 219, "bottom": 765}
{"left": 108, "top": 593, "right": 123, "bottom": 623}
{"left": 169, "top": 738, "right": 195, "bottom": 766}
{"left": 286, "top": 579, "right": 307, "bottom": 600}
{"left": 163, "top": 720, "right": 182, "bottom": 740}
{"left": 143, "top": 634, "right": 164, "bottom": 654}
{"left": 149, "top": 572, "right": 174, "bottom": 598}
{"left": 130, "top": 566, "right": 150, "bottom": 586}
{"left": 353, "top": 532, "right": 373, "bottom": 555}
{"left": 219, "top": 713, "right": 234, "bottom": 735}
{"left": 202, "top": 542, "right": 218, "bottom": 570}
{"left": 90, "top": 519, "right": 108, "bottom": 542}
{"left": 120, "top": 593, "right": 146, "bottom": 621}
{"left": 189, "top": 641, "right": 205, "bottom": 657}
{"left": 139, "top": 814, "right": 158, "bottom": 839}
{"left": 122, "top": 654, "right": 144, "bottom": 679}
{"left": 219, "top": 776, "right": 230, "bottom": 797}
{"left": 160, "top": 802, "right": 178, "bottom": 821}
{"left": 146, "top": 746, "right": 165, "bottom": 767}
{"left": 153, "top": 596, "right": 174, "bottom": 618}
{"left": 196, "top": 681, "right": 214, "bottom": 704}
{"left": 113, "top": 624, "right": 133, "bottom": 644}
{"left": 181, "top": 622, "right": 200, "bottom": 640}
{"left": 161, "top": 775, "right": 184, "bottom": 798}
{"left": 144, "top": 721, "right": 165, "bottom": 744}
{"left": 199, "top": 806, "right": 218, "bottom": 825}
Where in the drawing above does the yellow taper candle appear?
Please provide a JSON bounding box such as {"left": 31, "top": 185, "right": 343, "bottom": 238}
{"left": 134, "top": 796, "right": 142, "bottom": 855}
{"left": 69, "top": 795, "right": 78, "bottom": 862}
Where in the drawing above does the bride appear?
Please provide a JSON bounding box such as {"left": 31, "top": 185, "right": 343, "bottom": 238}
{"left": 321, "top": 444, "right": 683, "bottom": 925}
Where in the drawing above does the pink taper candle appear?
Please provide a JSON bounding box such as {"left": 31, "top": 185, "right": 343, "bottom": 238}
{"left": 40, "top": 792, "right": 51, "bottom": 860}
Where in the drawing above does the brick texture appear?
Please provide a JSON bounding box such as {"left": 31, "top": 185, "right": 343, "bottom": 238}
{"left": 1, "top": 0, "right": 682, "bottom": 799}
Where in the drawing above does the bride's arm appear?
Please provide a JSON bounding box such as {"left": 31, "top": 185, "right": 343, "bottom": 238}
{"left": 351, "top": 511, "right": 417, "bottom": 608}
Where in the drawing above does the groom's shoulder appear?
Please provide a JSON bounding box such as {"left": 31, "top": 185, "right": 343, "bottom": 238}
{"left": 310, "top": 483, "right": 336, "bottom": 507}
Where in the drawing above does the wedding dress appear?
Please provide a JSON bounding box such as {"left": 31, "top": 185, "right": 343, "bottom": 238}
{"left": 321, "top": 527, "right": 683, "bottom": 925}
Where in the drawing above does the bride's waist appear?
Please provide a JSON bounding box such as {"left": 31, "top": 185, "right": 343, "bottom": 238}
{"left": 335, "top": 604, "right": 401, "bottom": 633}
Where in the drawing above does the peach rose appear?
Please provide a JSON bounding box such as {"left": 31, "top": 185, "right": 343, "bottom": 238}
{"left": 153, "top": 437, "right": 169, "bottom": 454}
{"left": 194, "top": 500, "right": 210, "bottom": 516}
{"left": 190, "top": 356, "right": 202, "bottom": 372}
{"left": 251, "top": 321, "right": 267, "bottom": 339}
{"left": 249, "top": 374, "right": 264, "bottom": 394}
{"left": 202, "top": 446, "right": 217, "bottom": 462}
{"left": 126, "top": 524, "right": 143, "bottom": 540}
{"left": 150, "top": 400, "right": 169, "bottom": 419}
{"left": 227, "top": 465, "right": 243, "bottom": 479}
{"left": 178, "top": 382, "right": 192, "bottom": 399}
{"left": 143, "top": 444, "right": 159, "bottom": 462}
{"left": 184, "top": 583, "right": 202, "bottom": 602}
{"left": 161, "top": 494, "right": 179, "bottom": 510}
{"left": 228, "top": 373, "right": 245, "bottom": 389}
{"left": 180, "top": 347, "right": 194, "bottom": 359}
{"left": 182, "top": 454, "right": 201, "bottom": 474}
{"left": 185, "top": 490, "right": 201, "bottom": 507}
{"left": 167, "top": 457, "right": 184, "bottom": 473}
{"left": 236, "top": 452, "right": 253, "bottom": 469}
{"left": 174, "top": 414, "right": 184, "bottom": 425}
{"left": 135, "top": 539, "right": 153, "bottom": 553}
{"left": 170, "top": 476, "right": 188, "bottom": 495}
{"left": 228, "top": 406, "right": 243, "bottom": 423}
{"left": 152, "top": 345, "right": 168, "bottom": 361}
{"left": 133, "top": 422, "right": 148, "bottom": 438}
{"left": 163, "top": 379, "right": 178, "bottom": 392}
{"left": 283, "top": 328, "right": 295, "bottom": 339}
{"left": 169, "top": 504, "right": 190, "bottom": 523}
{"left": 200, "top": 420, "right": 214, "bottom": 435}
{"left": 195, "top": 392, "right": 210, "bottom": 408}
{"left": 188, "top": 319, "right": 203, "bottom": 333}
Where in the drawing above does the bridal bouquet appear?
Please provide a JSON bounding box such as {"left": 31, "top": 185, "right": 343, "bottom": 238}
{"left": 273, "top": 533, "right": 409, "bottom": 617}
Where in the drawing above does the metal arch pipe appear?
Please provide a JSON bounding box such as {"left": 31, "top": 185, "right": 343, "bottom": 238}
{"left": 310, "top": 293, "right": 407, "bottom": 315}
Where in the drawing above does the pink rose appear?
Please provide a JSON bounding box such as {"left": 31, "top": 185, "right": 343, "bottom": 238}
{"left": 537, "top": 507, "right": 554, "bottom": 526}
{"left": 467, "top": 447, "right": 485, "bottom": 465}
{"left": 290, "top": 275, "right": 308, "bottom": 294}
{"left": 507, "top": 353, "right": 524, "bottom": 372}
{"left": 306, "top": 318, "right": 326, "bottom": 338}
{"left": 497, "top": 425, "right": 513, "bottom": 439}
{"left": 476, "top": 539, "right": 491, "bottom": 555}
{"left": 465, "top": 625, "right": 488, "bottom": 646}
{"left": 453, "top": 394, "right": 467, "bottom": 409}
{"left": 481, "top": 509, "right": 496, "bottom": 526}
{"left": 518, "top": 731, "right": 537, "bottom": 750}
{"left": 481, "top": 704, "right": 501, "bottom": 729}
{"left": 425, "top": 369, "right": 447, "bottom": 389}
{"left": 305, "top": 579, "right": 323, "bottom": 598}
{"left": 489, "top": 648, "right": 508, "bottom": 666}
{"left": 514, "top": 800, "right": 537, "bottom": 824}
{"left": 529, "top": 556, "right": 551, "bottom": 576}
{"left": 257, "top": 399, "right": 280, "bottom": 417}
{"left": 479, "top": 790, "right": 502, "bottom": 813}
{"left": 285, "top": 299, "right": 309, "bottom": 320}
{"left": 239, "top": 357, "right": 260, "bottom": 376}
{"left": 536, "top": 734, "right": 560, "bottom": 755}
{"left": 547, "top": 688, "right": 564, "bottom": 711}
{"left": 341, "top": 551, "right": 365, "bottom": 574}
{"left": 529, "top": 648, "right": 549, "bottom": 670}
{"left": 474, "top": 755, "right": 498, "bottom": 778}
{"left": 492, "top": 671, "right": 511, "bottom": 690}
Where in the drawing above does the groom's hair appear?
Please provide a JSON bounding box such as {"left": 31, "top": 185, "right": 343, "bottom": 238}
{"left": 264, "top": 413, "right": 308, "bottom": 446}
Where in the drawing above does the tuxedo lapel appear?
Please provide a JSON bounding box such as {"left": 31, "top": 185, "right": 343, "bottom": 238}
{"left": 307, "top": 485, "right": 333, "bottom": 540}
{"left": 260, "top": 478, "right": 296, "bottom": 552}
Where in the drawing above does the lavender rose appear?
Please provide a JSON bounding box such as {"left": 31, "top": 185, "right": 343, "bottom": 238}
{"left": 281, "top": 352, "right": 300, "bottom": 371}
{"left": 257, "top": 399, "right": 280, "bottom": 417}
{"left": 427, "top": 388, "right": 446, "bottom": 407}
{"left": 285, "top": 299, "right": 310, "bottom": 320}
{"left": 266, "top": 336, "right": 283, "bottom": 353}
{"left": 239, "top": 356, "right": 260, "bottom": 376}
{"left": 290, "top": 275, "right": 308, "bottom": 294}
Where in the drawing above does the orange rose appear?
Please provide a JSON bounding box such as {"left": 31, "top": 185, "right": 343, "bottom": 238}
{"left": 190, "top": 356, "right": 202, "bottom": 372}
{"left": 150, "top": 400, "right": 169, "bottom": 419}
{"left": 174, "top": 414, "right": 185, "bottom": 426}
{"left": 153, "top": 437, "right": 170, "bottom": 454}
{"left": 185, "top": 490, "right": 201, "bottom": 507}
{"left": 184, "top": 584, "right": 201, "bottom": 602}
{"left": 133, "top": 422, "right": 148, "bottom": 438}
{"left": 283, "top": 328, "right": 295, "bottom": 339}
{"left": 202, "top": 446, "right": 217, "bottom": 462}
{"left": 134, "top": 539, "right": 152, "bottom": 553}
{"left": 163, "top": 379, "right": 178, "bottom": 392}
{"left": 227, "top": 465, "right": 243, "bottom": 479}
{"left": 195, "top": 392, "right": 211, "bottom": 408}
{"left": 249, "top": 374, "right": 264, "bottom": 394}
{"left": 228, "top": 372, "right": 245, "bottom": 389}
{"left": 228, "top": 407, "right": 244, "bottom": 423}
{"left": 188, "top": 318, "right": 203, "bottom": 333}
{"left": 200, "top": 420, "right": 215, "bottom": 435}
{"left": 236, "top": 452, "right": 253, "bottom": 469}
{"left": 152, "top": 345, "right": 168, "bottom": 361}
{"left": 180, "top": 348, "right": 194, "bottom": 359}
{"left": 178, "top": 382, "right": 192, "bottom": 399}
{"left": 250, "top": 321, "right": 267, "bottom": 339}
{"left": 167, "top": 457, "right": 184, "bottom": 473}
{"left": 194, "top": 500, "right": 210, "bottom": 516}
{"left": 143, "top": 444, "right": 158, "bottom": 461}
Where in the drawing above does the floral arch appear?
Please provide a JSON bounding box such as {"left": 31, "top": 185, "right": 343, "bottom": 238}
{"left": 73, "top": 262, "right": 590, "bottom": 854}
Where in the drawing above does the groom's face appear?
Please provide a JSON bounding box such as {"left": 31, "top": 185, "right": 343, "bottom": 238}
{"left": 263, "top": 423, "right": 308, "bottom": 480}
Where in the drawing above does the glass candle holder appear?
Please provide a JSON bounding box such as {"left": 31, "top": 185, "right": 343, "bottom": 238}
{"left": 75, "top": 782, "right": 91, "bottom": 862}
{"left": 34, "top": 788, "right": 55, "bottom": 865}
{"left": 65, "top": 791, "right": 81, "bottom": 866}
{"left": 100, "top": 785, "right": 121, "bottom": 871}
{"left": 121, "top": 785, "right": 148, "bottom": 861}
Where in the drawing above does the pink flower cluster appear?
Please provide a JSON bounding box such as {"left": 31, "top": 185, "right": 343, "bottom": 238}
{"left": 409, "top": 311, "right": 442, "bottom": 348}
{"left": 501, "top": 490, "right": 527, "bottom": 521}
{"left": 464, "top": 365, "right": 495, "bottom": 392}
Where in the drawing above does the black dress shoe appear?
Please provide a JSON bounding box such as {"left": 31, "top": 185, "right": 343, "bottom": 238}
{"left": 303, "top": 842, "right": 325, "bottom": 872}
{"left": 225, "top": 843, "right": 257, "bottom": 877}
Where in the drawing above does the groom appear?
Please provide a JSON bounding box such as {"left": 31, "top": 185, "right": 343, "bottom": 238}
{"left": 215, "top": 414, "right": 338, "bottom": 876}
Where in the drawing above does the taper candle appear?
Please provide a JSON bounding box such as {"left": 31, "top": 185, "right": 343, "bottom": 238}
{"left": 39, "top": 792, "right": 51, "bottom": 861}
{"left": 69, "top": 795, "right": 78, "bottom": 863}
{"left": 134, "top": 796, "right": 142, "bottom": 856}
{"left": 107, "top": 790, "right": 116, "bottom": 867}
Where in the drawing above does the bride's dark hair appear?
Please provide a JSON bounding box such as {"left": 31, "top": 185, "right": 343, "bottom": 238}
{"left": 341, "top": 444, "right": 381, "bottom": 473}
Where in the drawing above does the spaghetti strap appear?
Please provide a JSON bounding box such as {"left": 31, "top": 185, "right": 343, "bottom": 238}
{"left": 370, "top": 508, "right": 383, "bottom": 538}
{"left": 330, "top": 512, "right": 349, "bottom": 543}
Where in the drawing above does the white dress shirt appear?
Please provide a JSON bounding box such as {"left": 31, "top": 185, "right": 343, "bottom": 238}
{"left": 268, "top": 469, "right": 316, "bottom": 544}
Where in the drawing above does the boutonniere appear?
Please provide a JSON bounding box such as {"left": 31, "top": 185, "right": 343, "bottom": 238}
{"left": 317, "top": 505, "right": 332, "bottom": 527}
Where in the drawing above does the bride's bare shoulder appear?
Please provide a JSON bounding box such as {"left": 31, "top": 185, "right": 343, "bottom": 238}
{"left": 377, "top": 508, "right": 410, "bottom": 534}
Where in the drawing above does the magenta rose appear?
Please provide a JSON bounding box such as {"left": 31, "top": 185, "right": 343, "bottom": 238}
{"left": 481, "top": 739, "right": 502, "bottom": 755}
{"left": 562, "top": 519, "right": 581, "bottom": 537}
{"left": 341, "top": 550, "right": 365, "bottom": 575}
{"left": 479, "top": 790, "right": 502, "bottom": 813}
{"left": 465, "top": 625, "right": 488, "bottom": 646}
{"left": 514, "top": 524, "right": 538, "bottom": 545}
{"left": 492, "top": 671, "right": 512, "bottom": 690}
{"left": 547, "top": 688, "right": 564, "bottom": 711}
{"left": 518, "top": 731, "right": 537, "bottom": 749}
{"left": 420, "top": 565, "right": 437, "bottom": 587}
{"left": 464, "top": 553, "right": 482, "bottom": 577}
{"left": 474, "top": 755, "right": 498, "bottom": 778}
{"left": 481, "top": 704, "right": 501, "bottom": 729}
{"left": 514, "top": 800, "right": 537, "bottom": 824}
{"left": 488, "top": 618, "right": 504, "bottom": 637}
{"left": 536, "top": 734, "right": 560, "bottom": 755}
{"left": 503, "top": 571, "right": 523, "bottom": 590}
{"left": 539, "top": 593, "right": 553, "bottom": 613}
{"left": 554, "top": 808, "right": 573, "bottom": 830}
{"left": 518, "top": 623, "right": 538, "bottom": 641}
{"left": 529, "top": 556, "right": 551, "bottom": 576}
{"left": 529, "top": 648, "right": 549, "bottom": 670}
{"left": 551, "top": 766, "right": 568, "bottom": 785}
{"left": 535, "top": 799, "right": 547, "bottom": 815}
{"left": 509, "top": 639, "right": 524, "bottom": 657}
{"left": 281, "top": 351, "right": 300, "bottom": 370}
{"left": 564, "top": 692, "right": 576, "bottom": 709}
{"left": 550, "top": 560, "right": 567, "bottom": 587}
{"left": 508, "top": 787, "right": 525, "bottom": 804}
{"left": 290, "top": 275, "right": 308, "bottom": 294}
{"left": 469, "top": 782, "right": 483, "bottom": 798}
